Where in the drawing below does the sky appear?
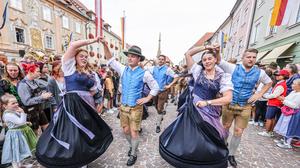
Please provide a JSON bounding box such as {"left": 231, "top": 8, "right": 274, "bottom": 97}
{"left": 79, "top": 0, "right": 236, "bottom": 64}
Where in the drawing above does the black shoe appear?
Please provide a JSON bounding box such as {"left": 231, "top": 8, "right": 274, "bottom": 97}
{"left": 127, "top": 147, "right": 132, "bottom": 156}
{"left": 228, "top": 155, "right": 237, "bottom": 167}
{"left": 126, "top": 155, "right": 137, "bottom": 166}
{"left": 156, "top": 126, "right": 161, "bottom": 133}
{"left": 0, "top": 163, "right": 11, "bottom": 168}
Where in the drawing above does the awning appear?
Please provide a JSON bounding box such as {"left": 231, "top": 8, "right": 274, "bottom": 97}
{"left": 260, "top": 42, "right": 295, "bottom": 64}
{"left": 256, "top": 50, "right": 271, "bottom": 61}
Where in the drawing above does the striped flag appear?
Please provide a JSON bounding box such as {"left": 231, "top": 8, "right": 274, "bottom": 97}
{"left": 282, "top": 0, "right": 300, "bottom": 26}
{"left": 95, "top": 0, "right": 103, "bottom": 37}
{"left": 0, "top": 0, "right": 9, "bottom": 30}
{"left": 121, "top": 15, "right": 125, "bottom": 49}
{"left": 270, "top": 0, "right": 300, "bottom": 26}
{"left": 270, "top": 0, "right": 282, "bottom": 26}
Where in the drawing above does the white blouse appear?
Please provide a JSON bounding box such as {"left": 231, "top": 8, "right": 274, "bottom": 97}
{"left": 189, "top": 63, "right": 233, "bottom": 93}
{"left": 283, "top": 91, "right": 300, "bottom": 109}
{"left": 61, "top": 56, "right": 102, "bottom": 91}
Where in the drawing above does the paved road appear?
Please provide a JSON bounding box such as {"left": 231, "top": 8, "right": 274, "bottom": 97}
{"left": 24, "top": 102, "right": 300, "bottom": 168}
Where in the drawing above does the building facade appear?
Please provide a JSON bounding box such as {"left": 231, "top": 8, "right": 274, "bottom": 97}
{"left": 209, "top": 0, "right": 257, "bottom": 62}
{"left": 178, "top": 32, "right": 214, "bottom": 66}
{"left": 248, "top": 0, "right": 300, "bottom": 66}
{"left": 0, "top": 0, "right": 92, "bottom": 61}
{"left": 86, "top": 21, "right": 126, "bottom": 65}
{"left": 0, "top": 0, "right": 125, "bottom": 65}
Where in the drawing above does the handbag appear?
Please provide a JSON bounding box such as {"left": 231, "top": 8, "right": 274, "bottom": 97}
{"left": 281, "top": 106, "right": 297, "bottom": 116}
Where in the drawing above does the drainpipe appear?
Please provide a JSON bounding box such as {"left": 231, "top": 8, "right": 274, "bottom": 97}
{"left": 245, "top": 0, "right": 257, "bottom": 49}
{"left": 228, "top": 15, "right": 233, "bottom": 60}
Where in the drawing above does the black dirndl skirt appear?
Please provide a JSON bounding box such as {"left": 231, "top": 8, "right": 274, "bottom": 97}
{"left": 36, "top": 93, "right": 113, "bottom": 168}
{"left": 159, "top": 96, "right": 228, "bottom": 168}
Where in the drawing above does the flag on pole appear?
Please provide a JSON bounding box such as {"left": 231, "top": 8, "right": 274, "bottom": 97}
{"left": 95, "top": 0, "right": 103, "bottom": 37}
{"left": 282, "top": 0, "right": 300, "bottom": 26}
{"left": 270, "top": 0, "right": 300, "bottom": 26}
{"left": 270, "top": 0, "right": 282, "bottom": 26}
{"left": 0, "top": 0, "right": 9, "bottom": 30}
{"left": 121, "top": 14, "right": 125, "bottom": 49}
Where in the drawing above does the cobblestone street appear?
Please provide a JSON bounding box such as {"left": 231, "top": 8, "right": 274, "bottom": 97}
{"left": 89, "top": 102, "right": 300, "bottom": 168}
{"left": 25, "top": 102, "right": 300, "bottom": 168}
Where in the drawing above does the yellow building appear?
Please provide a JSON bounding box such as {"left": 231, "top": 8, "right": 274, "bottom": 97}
{"left": 86, "top": 21, "right": 126, "bottom": 65}
{"left": 0, "top": 0, "right": 91, "bottom": 61}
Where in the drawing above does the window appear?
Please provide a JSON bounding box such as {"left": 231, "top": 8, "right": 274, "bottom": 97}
{"left": 45, "top": 35, "right": 54, "bottom": 49}
{"left": 15, "top": 28, "right": 25, "bottom": 43}
{"left": 268, "top": 26, "right": 278, "bottom": 35}
{"left": 62, "top": 16, "right": 69, "bottom": 29}
{"left": 237, "top": 40, "right": 243, "bottom": 56}
{"left": 257, "top": 0, "right": 264, "bottom": 8}
{"left": 266, "top": 8, "right": 277, "bottom": 36}
{"left": 297, "top": 5, "right": 300, "bottom": 23}
{"left": 75, "top": 22, "right": 81, "bottom": 33}
{"left": 11, "top": 0, "right": 23, "bottom": 11}
{"left": 42, "top": 6, "right": 52, "bottom": 22}
{"left": 244, "top": 8, "right": 248, "bottom": 24}
{"left": 251, "top": 22, "right": 261, "bottom": 43}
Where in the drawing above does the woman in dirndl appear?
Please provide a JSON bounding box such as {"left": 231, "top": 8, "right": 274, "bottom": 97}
{"left": 274, "top": 79, "right": 300, "bottom": 148}
{"left": 159, "top": 45, "right": 233, "bottom": 168}
{"left": 36, "top": 37, "right": 113, "bottom": 168}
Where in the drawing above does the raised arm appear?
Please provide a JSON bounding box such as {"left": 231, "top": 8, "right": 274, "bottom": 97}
{"left": 101, "top": 40, "right": 113, "bottom": 60}
{"left": 184, "top": 46, "right": 206, "bottom": 70}
{"left": 63, "top": 37, "right": 100, "bottom": 62}
{"left": 102, "top": 40, "right": 125, "bottom": 76}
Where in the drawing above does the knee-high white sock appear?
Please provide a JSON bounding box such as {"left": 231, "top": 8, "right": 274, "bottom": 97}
{"left": 286, "top": 137, "right": 292, "bottom": 145}
{"left": 125, "top": 134, "right": 132, "bottom": 147}
{"left": 164, "top": 102, "right": 168, "bottom": 111}
{"left": 131, "top": 137, "right": 139, "bottom": 157}
{"left": 229, "top": 135, "right": 241, "bottom": 156}
{"left": 12, "top": 162, "right": 19, "bottom": 168}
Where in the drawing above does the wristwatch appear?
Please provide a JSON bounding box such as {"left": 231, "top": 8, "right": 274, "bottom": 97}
{"left": 207, "top": 100, "right": 212, "bottom": 105}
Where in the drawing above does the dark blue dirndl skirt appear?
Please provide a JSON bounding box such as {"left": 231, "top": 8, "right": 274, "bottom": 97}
{"left": 36, "top": 92, "right": 113, "bottom": 168}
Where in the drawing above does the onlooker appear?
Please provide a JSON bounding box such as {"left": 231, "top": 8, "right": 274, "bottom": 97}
{"left": 0, "top": 52, "right": 8, "bottom": 76}
{"left": 267, "top": 62, "right": 279, "bottom": 87}
{"left": 17, "top": 64, "right": 52, "bottom": 135}
{"left": 258, "top": 69, "right": 289, "bottom": 137}
{"left": 48, "top": 61, "right": 64, "bottom": 114}
{"left": 285, "top": 63, "right": 300, "bottom": 95}
{"left": 0, "top": 63, "right": 24, "bottom": 102}
{"left": 112, "top": 70, "right": 120, "bottom": 109}
{"left": 253, "top": 69, "right": 273, "bottom": 127}
{"left": 274, "top": 79, "right": 300, "bottom": 148}
{"left": 36, "top": 62, "right": 52, "bottom": 121}
{"left": 1, "top": 94, "right": 37, "bottom": 168}
{"left": 104, "top": 71, "right": 114, "bottom": 113}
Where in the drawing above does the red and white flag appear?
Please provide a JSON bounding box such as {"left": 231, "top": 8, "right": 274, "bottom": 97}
{"left": 95, "top": 0, "right": 103, "bottom": 37}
